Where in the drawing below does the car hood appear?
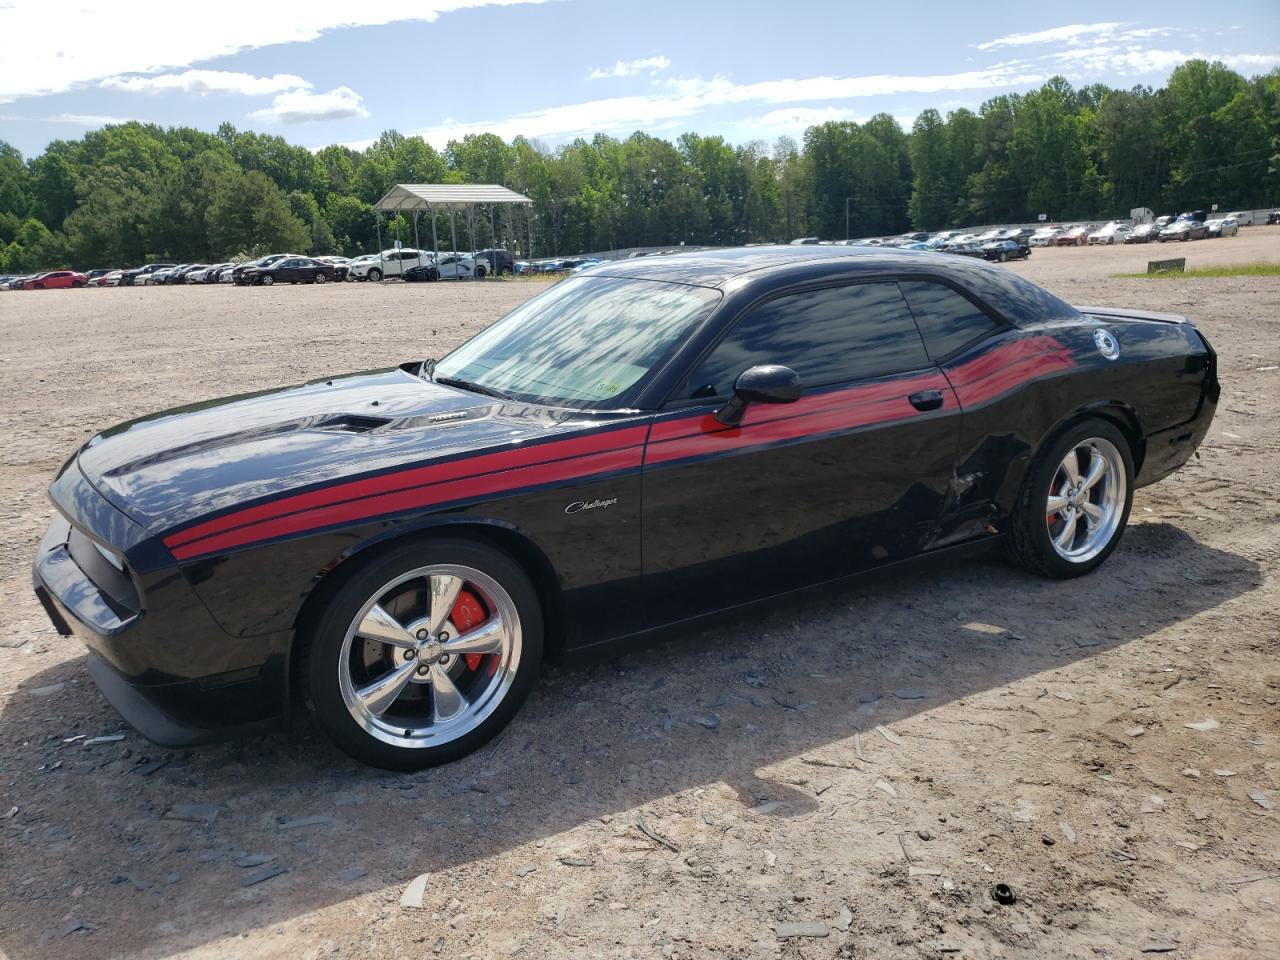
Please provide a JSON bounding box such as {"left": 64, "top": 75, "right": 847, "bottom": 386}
{"left": 75, "top": 367, "right": 603, "bottom": 535}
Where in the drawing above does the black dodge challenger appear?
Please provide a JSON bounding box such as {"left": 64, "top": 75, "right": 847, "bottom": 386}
{"left": 33, "top": 246, "right": 1219, "bottom": 769}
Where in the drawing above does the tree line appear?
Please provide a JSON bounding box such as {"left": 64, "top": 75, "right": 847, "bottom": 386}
{"left": 0, "top": 59, "right": 1276, "bottom": 272}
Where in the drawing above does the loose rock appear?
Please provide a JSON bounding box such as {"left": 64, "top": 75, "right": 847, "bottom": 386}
{"left": 1183, "top": 718, "right": 1219, "bottom": 731}
{"left": 775, "top": 921, "right": 829, "bottom": 939}
{"left": 875, "top": 725, "right": 902, "bottom": 745}
{"left": 400, "top": 873, "right": 430, "bottom": 908}
{"left": 241, "top": 864, "right": 289, "bottom": 887}
{"left": 163, "top": 804, "right": 219, "bottom": 825}
{"left": 894, "top": 688, "right": 931, "bottom": 700}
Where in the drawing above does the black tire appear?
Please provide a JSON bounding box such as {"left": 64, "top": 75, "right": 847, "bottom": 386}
{"left": 315, "top": 272, "right": 327, "bottom": 284}
{"left": 261, "top": 274, "right": 274, "bottom": 286}
{"left": 1003, "top": 417, "right": 1135, "bottom": 579}
{"left": 303, "top": 537, "right": 544, "bottom": 770}
{"left": 475, "top": 265, "right": 487, "bottom": 279}
{"left": 368, "top": 268, "right": 382, "bottom": 282}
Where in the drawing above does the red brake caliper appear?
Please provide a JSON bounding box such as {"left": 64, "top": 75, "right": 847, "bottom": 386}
{"left": 450, "top": 590, "right": 489, "bottom": 672}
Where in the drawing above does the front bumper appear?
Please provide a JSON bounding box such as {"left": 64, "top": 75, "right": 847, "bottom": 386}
{"left": 32, "top": 499, "right": 290, "bottom": 747}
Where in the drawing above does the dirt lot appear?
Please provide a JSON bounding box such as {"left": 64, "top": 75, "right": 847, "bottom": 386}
{"left": 0, "top": 231, "right": 1277, "bottom": 960}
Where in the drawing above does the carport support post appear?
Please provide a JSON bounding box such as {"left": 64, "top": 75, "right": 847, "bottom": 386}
{"left": 490, "top": 204, "right": 499, "bottom": 270}
{"left": 449, "top": 210, "right": 459, "bottom": 262}
{"left": 412, "top": 211, "right": 421, "bottom": 257}
{"left": 466, "top": 205, "right": 478, "bottom": 279}
{"left": 429, "top": 202, "right": 439, "bottom": 263}
{"left": 375, "top": 213, "right": 383, "bottom": 266}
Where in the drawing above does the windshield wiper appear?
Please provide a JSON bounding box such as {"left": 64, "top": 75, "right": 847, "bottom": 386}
{"left": 434, "top": 376, "right": 510, "bottom": 401}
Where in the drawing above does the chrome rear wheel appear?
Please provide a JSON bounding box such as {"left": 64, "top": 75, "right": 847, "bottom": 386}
{"left": 1045, "top": 437, "right": 1126, "bottom": 564}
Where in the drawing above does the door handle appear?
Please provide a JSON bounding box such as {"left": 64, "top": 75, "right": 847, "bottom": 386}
{"left": 908, "top": 389, "right": 944, "bottom": 412}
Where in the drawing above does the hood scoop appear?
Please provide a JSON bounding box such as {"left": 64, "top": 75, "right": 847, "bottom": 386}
{"left": 312, "top": 413, "right": 393, "bottom": 434}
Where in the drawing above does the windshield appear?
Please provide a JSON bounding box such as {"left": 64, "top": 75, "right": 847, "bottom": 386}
{"left": 434, "top": 276, "right": 721, "bottom": 409}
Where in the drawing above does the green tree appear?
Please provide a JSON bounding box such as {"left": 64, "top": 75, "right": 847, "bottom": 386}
{"left": 908, "top": 109, "right": 949, "bottom": 229}
{"left": 206, "top": 169, "right": 310, "bottom": 256}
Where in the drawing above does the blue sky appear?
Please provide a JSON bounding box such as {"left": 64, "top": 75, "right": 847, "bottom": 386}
{"left": 1, "top": 1, "right": 1277, "bottom": 158}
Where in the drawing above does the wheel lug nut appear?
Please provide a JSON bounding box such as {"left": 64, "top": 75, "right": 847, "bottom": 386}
{"left": 416, "top": 629, "right": 428, "bottom": 640}
{"left": 405, "top": 649, "right": 416, "bottom": 659}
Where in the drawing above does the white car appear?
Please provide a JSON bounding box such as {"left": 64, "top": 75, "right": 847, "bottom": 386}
{"left": 1088, "top": 223, "right": 1131, "bottom": 245}
{"left": 1029, "top": 227, "right": 1062, "bottom": 247}
{"left": 1205, "top": 217, "right": 1239, "bottom": 238}
{"left": 434, "top": 254, "right": 484, "bottom": 279}
{"left": 348, "top": 249, "right": 431, "bottom": 281}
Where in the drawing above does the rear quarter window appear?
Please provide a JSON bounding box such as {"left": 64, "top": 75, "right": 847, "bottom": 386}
{"left": 898, "top": 280, "right": 1002, "bottom": 361}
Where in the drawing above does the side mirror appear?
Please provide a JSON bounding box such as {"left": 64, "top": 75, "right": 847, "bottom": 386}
{"left": 715, "top": 364, "right": 802, "bottom": 426}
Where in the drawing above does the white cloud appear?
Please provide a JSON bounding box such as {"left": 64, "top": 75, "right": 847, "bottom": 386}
{"left": 976, "top": 22, "right": 1125, "bottom": 51}
{"left": 0, "top": 0, "right": 550, "bottom": 102}
{"left": 750, "top": 106, "right": 866, "bottom": 131}
{"left": 101, "top": 70, "right": 310, "bottom": 96}
{"left": 1042, "top": 44, "right": 1280, "bottom": 77}
{"left": 251, "top": 86, "right": 369, "bottom": 124}
{"left": 587, "top": 55, "right": 671, "bottom": 80}
{"left": 341, "top": 64, "right": 1046, "bottom": 149}
{"left": 975, "top": 21, "right": 1280, "bottom": 79}
{"left": 741, "top": 107, "right": 918, "bottom": 140}
{"left": 37, "top": 113, "right": 135, "bottom": 125}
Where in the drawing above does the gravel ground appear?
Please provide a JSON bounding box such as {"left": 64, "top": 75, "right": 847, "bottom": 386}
{"left": 0, "top": 231, "right": 1277, "bottom": 959}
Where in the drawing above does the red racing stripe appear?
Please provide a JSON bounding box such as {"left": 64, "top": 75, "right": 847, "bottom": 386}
{"left": 946, "top": 335, "right": 1074, "bottom": 407}
{"left": 170, "top": 446, "right": 643, "bottom": 561}
{"left": 645, "top": 371, "right": 950, "bottom": 466}
{"left": 164, "top": 424, "right": 649, "bottom": 550}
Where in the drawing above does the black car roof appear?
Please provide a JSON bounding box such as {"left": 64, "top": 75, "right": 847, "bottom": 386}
{"left": 588, "top": 244, "right": 1079, "bottom": 328}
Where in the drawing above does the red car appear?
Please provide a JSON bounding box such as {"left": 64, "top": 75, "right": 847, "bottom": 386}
{"left": 23, "top": 271, "right": 88, "bottom": 289}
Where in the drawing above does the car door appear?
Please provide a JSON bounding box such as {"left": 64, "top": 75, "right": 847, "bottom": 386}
{"left": 640, "top": 279, "right": 962, "bottom": 623}
{"left": 896, "top": 279, "right": 1039, "bottom": 538}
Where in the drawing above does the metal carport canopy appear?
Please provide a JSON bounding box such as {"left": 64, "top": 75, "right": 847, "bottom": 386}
{"left": 373, "top": 183, "right": 532, "bottom": 212}
{"left": 372, "top": 184, "right": 533, "bottom": 272}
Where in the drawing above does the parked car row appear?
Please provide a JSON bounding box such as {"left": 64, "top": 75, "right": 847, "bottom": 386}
{"left": 3, "top": 248, "right": 523, "bottom": 293}
{"left": 1, "top": 270, "right": 89, "bottom": 290}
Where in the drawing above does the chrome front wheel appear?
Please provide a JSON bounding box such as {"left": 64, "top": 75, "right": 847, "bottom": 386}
{"left": 338, "top": 565, "right": 522, "bottom": 749}
{"left": 1045, "top": 438, "right": 1126, "bottom": 564}
{"left": 307, "top": 538, "right": 543, "bottom": 769}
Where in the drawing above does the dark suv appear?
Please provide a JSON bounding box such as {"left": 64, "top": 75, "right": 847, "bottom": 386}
{"left": 474, "top": 249, "right": 515, "bottom": 276}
